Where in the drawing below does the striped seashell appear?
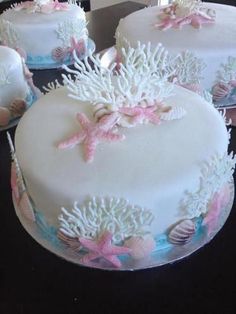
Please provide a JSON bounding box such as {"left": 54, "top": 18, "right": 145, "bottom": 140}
{"left": 51, "top": 47, "right": 67, "bottom": 62}
{"left": 168, "top": 219, "right": 196, "bottom": 245}
{"left": 124, "top": 235, "right": 156, "bottom": 259}
{"left": 160, "top": 106, "right": 186, "bottom": 121}
{"left": 57, "top": 229, "right": 81, "bottom": 251}
{"left": 0, "top": 106, "right": 11, "bottom": 126}
{"left": 212, "top": 82, "right": 232, "bottom": 102}
{"left": 9, "top": 99, "right": 26, "bottom": 118}
{"left": 18, "top": 191, "right": 35, "bottom": 222}
{"left": 93, "top": 103, "right": 112, "bottom": 121}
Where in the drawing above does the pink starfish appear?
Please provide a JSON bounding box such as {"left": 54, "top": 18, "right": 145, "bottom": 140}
{"left": 119, "top": 105, "right": 171, "bottom": 125}
{"left": 58, "top": 113, "right": 125, "bottom": 163}
{"left": 79, "top": 231, "right": 131, "bottom": 268}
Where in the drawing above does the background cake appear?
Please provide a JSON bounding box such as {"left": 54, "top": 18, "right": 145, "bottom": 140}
{"left": 11, "top": 44, "right": 235, "bottom": 268}
{"left": 116, "top": 1, "right": 236, "bottom": 104}
{"left": 0, "top": 0, "right": 89, "bottom": 69}
{"left": 0, "top": 45, "right": 39, "bottom": 127}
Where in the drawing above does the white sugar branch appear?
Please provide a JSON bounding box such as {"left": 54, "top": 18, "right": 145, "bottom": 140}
{"left": 58, "top": 197, "right": 154, "bottom": 244}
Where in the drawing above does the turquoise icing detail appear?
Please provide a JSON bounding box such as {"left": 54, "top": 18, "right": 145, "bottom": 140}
{"left": 35, "top": 211, "right": 62, "bottom": 248}
{"left": 26, "top": 53, "right": 73, "bottom": 69}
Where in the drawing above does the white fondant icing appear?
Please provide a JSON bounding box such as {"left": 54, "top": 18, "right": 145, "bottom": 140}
{"left": 116, "top": 3, "right": 236, "bottom": 91}
{"left": 15, "top": 85, "right": 229, "bottom": 235}
{"left": 0, "top": 46, "right": 29, "bottom": 108}
{"left": 0, "top": 3, "right": 87, "bottom": 58}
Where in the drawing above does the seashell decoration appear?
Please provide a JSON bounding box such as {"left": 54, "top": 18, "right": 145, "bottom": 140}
{"left": 18, "top": 191, "right": 35, "bottom": 222}
{"left": 0, "top": 107, "right": 11, "bottom": 126}
{"left": 212, "top": 82, "right": 232, "bottom": 102}
{"left": 168, "top": 219, "right": 196, "bottom": 245}
{"left": 9, "top": 99, "right": 26, "bottom": 118}
{"left": 57, "top": 229, "right": 81, "bottom": 251}
{"left": 124, "top": 235, "right": 156, "bottom": 259}
{"left": 51, "top": 47, "right": 67, "bottom": 62}
{"left": 93, "top": 103, "right": 112, "bottom": 121}
{"left": 160, "top": 106, "right": 186, "bottom": 121}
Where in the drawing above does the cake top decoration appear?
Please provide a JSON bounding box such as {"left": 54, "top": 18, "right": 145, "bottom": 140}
{"left": 155, "top": 0, "right": 216, "bottom": 30}
{"left": 58, "top": 43, "right": 186, "bottom": 162}
{"left": 12, "top": 0, "right": 76, "bottom": 14}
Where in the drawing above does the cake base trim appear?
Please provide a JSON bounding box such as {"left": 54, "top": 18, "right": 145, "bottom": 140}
{"left": 26, "top": 38, "right": 95, "bottom": 70}
{"left": 11, "top": 181, "right": 234, "bottom": 270}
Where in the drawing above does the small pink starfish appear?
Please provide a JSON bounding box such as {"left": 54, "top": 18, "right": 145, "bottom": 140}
{"left": 79, "top": 231, "right": 131, "bottom": 268}
{"left": 52, "top": 0, "right": 69, "bottom": 11}
{"left": 119, "top": 104, "right": 171, "bottom": 125}
{"left": 58, "top": 113, "right": 125, "bottom": 163}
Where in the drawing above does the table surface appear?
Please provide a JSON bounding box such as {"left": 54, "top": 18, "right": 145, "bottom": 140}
{"left": 1, "top": 1, "right": 236, "bottom": 313}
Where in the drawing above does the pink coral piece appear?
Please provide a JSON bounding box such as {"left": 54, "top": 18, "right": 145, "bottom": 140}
{"left": 52, "top": 0, "right": 69, "bottom": 11}
{"left": 119, "top": 104, "right": 171, "bottom": 125}
{"left": 18, "top": 191, "right": 35, "bottom": 222}
{"left": 124, "top": 235, "right": 156, "bottom": 259}
{"left": 67, "top": 37, "right": 86, "bottom": 59}
{"left": 79, "top": 231, "right": 131, "bottom": 268}
{"left": 203, "top": 184, "right": 231, "bottom": 236}
{"left": 58, "top": 112, "right": 125, "bottom": 163}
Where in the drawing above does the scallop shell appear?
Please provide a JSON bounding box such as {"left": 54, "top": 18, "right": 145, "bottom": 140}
{"left": 9, "top": 99, "right": 26, "bottom": 118}
{"left": 168, "top": 219, "right": 196, "bottom": 245}
{"left": 0, "top": 107, "right": 11, "bottom": 126}
{"left": 124, "top": 235, "right": 156, "bottom": 259}
{"left": 51, "top": 47, "right": 67, "bottom": 62}
{"left": 58, "top": 229, "right": 81, "bottom": 251}
{"left": 18, "top": 191, "right": 35, "bottom": 222}
{"left": 212, "top": 82, "right": 231, "bottom": 101}
{"left": 93, "top": 103, "right": 111, "bottom": 121}
{"left": 160, "top": 106, "right": 186, "bottom": 121}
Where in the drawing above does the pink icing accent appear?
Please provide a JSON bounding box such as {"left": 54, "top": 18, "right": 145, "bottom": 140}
{"left": 203, "top": 184, "right": 231, "bottom": 235}
{"left": 119, "top": 104, "right": 171, "bottom": 125}
{"left": 79, "top": 231, "right": 131, "bottom": 268}
{"left": 125, "top": 235, "right": 155, "bottom": 259}
{"left": 58, "top": 113, "right": 125, "bottom": 163}
{"left": 11, "top": 162, "right": 19, "bottom": 201}
{"left": 18, "top": 191, "right": 35, "bottom": 222}
{"left": 155, "top": 6, "right": 215, "bottom": 30}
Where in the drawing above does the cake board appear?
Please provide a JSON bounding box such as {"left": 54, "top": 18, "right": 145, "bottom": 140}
{"left": 12, "top": 181, "right": 235, "bottom": 271}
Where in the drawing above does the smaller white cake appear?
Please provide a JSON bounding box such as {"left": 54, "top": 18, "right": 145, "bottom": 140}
{"left": 0, "top": 0, "right": 89, "bottom": 69}
{"left": 0, "top": 45, "right": 39, "bottom": 127}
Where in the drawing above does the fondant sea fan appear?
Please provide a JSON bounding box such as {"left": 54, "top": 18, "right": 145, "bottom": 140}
{"left": 58, "top": 197, "right": 155, "bottom": 244}
{"left": 62, "top": 42, "right": 173, "bottom": 112}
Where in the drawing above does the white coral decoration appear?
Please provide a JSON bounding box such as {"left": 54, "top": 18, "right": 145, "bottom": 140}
{"left": 182, "top": 152, "right": 236, "bottom": 219}
{"left": 174, "top": 0, "right": 202, "bottom": 17}
{"left": 216, "top": 56, "right": 236, "bottom": 84}
{"left": 62, "top": 42, "right": 173, "bottom": 111}
{"left": 0, "top": 19, "right": 19, "bottom": 48}
{"left": 58, "top": 197, "right": 155, "bottom": 244}
{"left": 56, "top": 18, "right": 87, "bottom": 48}
{"left": 171, "top": 51, "right": 205, "bottom": 85}
{"left": 43, "top": 79, "right": 62, "bottom": 94}
{"left": 0, "top": 67, "right": 10, "bottom": 86}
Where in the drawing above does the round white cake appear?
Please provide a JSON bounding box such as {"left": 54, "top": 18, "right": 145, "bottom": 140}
{"left": 0, "top": 46, "right": 36, "bottom": 127}
{"left": 11, "top": 45, "right": 235, "bottom": 268}
{"left": 116, "top": 2, "right": 236, "bottom": 103}
{"left": 0, "top": 0, "right": 88, "bottom": 69}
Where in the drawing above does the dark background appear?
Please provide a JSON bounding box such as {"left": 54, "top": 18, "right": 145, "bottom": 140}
{"left": 1, "top": 1, "right": 236, "bottom": 313}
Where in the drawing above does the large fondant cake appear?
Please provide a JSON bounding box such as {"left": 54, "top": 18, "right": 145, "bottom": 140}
{"left": 116, "top": 1, "right": 236, "bottom": 104}
{"left": 0, "top": 0, "right": 88, "bottom": 69}
{"left": 11, "top": 44, "right": 235, "bottom": 268}
{"left": 0, "top": 45, "right": 39, "bottom": 127}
